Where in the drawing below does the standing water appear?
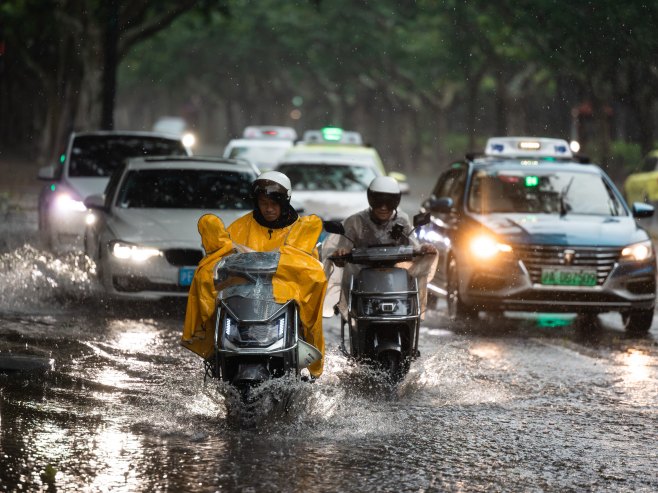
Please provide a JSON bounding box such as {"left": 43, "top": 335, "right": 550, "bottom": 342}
{"left": 1, "top": 235, "right": 657, "bottom": 491}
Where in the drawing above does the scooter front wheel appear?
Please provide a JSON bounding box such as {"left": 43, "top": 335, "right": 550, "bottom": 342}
{"left": 379, "top": 350, "right": 406, "bottom": 382}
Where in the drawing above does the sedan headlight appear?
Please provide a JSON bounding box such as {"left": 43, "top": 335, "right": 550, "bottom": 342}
{"left": 469, "top": 234, "right": 512, "bottom": 260}
{"left": 182, "top": 132, "right": 196, "bottom": 148}
{"left": 621, "top": 240, "right": 653, "bottom": 262}
{"left": 110, "top": 241, "right": 162, "bottom": 262}
{"left": 54, "top": 193, "right": 86, "bottom": 212}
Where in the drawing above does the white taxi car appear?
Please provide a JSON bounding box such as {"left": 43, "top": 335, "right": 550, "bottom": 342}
{"left": 223, "top": 125, "right": 297, "bottom": 170}
{"left": 83, "top": 156, "right": 258, "bottom": 300}
{"left": 273, "top": 127, "right": 410, "bottom": 220}
{"left": 275, "top": 153, "right": 381, "bottom": 222}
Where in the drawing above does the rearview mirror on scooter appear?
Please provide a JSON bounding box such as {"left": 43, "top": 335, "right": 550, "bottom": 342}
{"left": 323, "top": 220, "right": 345, "bottom": 236}
{"left": 413, "top": 212, "right": 431, "bottom": 228}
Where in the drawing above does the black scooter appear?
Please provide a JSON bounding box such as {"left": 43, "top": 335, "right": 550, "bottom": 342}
{"left": 207, "top": 251, "right": 321, "bottom": 399}
{"left": 324, "top": 213, "right": 432, "bottom": 381}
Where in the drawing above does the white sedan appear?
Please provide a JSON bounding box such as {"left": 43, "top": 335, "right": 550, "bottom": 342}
{"left": 83, "top": 156, "right": 258, "bottom": 300}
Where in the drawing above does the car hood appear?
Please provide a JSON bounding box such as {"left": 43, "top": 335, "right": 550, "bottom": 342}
{"left": 291, "top": 191, "right": 369, "bottom": 221}
{"left": 66, "top": 177, "right": 110, "bottom": 200}
{"left": 108, "top": 209, "right": 245, "bottom": 247}
{"left": 475, "top": 213, "right": 649, "bottom": 247}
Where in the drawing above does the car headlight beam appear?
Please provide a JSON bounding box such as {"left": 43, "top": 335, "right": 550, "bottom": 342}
{"left": 110, "top": 241, "right": 162, "bottom": 262}
{"left": 621, "top": 241, "right": 653, "bottom": 262}
{"left": 182, "top": 132, "right": 196, "bottom": 148}
{"left": 469, "top": 234, "right": 512, "bottom": 260}
{"left": 55, "top": 193, "right": 86, "bottom": 212}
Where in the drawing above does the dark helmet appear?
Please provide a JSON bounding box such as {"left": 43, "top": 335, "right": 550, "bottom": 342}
{"left": 367, "top": 176, "right": 401, "bottom": 210}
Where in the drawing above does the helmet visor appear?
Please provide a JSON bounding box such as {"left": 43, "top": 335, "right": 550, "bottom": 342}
{"left": 368, "top": 191, "right": 400, "bottom": 209}
{"left": 253, "top": 180, "right": 289, "bottom": 203}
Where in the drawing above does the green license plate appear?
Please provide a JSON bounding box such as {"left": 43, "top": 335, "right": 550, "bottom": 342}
{"left": 541, "top": 269, "right": 597, "bottom": 286}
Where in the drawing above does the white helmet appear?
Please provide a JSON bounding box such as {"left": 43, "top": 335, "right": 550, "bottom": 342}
{"left": 252, "top": 170, "right": 292, "bottom": 202}
{"left": 367, "top": 176, "right": 401, "bottom": 209}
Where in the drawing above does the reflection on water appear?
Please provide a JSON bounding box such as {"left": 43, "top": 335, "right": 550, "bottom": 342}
{"left": 620, "top": 349, "right": 651, "bottom": 382}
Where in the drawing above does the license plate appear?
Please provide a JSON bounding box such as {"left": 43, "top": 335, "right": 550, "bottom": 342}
{"left": 540, "top": 268, "right": 597, "bottom": 286}
{"left": 178, "top": 267, "right": 196, "bottom": 287}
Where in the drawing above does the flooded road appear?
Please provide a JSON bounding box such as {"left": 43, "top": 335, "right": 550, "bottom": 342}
{"left": 1, "top": 210, "right": 657, "bottom": 492}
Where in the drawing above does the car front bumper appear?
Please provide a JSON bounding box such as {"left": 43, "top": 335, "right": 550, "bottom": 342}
{"left": 100, "top": 247, "right": 202, "bottom": 301}
{"left": 459, "top": 256, "right": 656, "bottom": 313}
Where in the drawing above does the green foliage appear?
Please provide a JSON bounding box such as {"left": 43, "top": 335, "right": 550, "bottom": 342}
{"left": 610, "top": 140, "right": 644, "bottom": 174}
{"left": 3, "top": 0, "right": 658, "bottom": 162}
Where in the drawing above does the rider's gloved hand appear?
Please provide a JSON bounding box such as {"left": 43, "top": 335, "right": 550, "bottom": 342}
{"left": 417, "top": 243, "right": 438, "bottom": 255}
{"left": 332, "top": 248, "right": 350, "bottom": 267}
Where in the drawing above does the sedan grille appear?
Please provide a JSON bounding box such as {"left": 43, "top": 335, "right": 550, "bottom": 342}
{"left": 164, "top": 248, "right": 203, "bottom": 267}
{"left": 514, "top": 245, "right": 620, "bottom": 286}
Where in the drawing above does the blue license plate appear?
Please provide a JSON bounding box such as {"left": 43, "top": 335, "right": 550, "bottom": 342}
{"left": 178, "top": 267, "right": 196, "bottom": 287}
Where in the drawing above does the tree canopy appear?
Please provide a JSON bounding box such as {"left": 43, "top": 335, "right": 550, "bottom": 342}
{"left": 1, "top": 0, "right": 657, "bottom": 172}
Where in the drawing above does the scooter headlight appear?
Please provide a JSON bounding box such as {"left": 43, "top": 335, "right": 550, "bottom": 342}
{"left": 361, "top": 298, "right": 412, "bottom": 316}
{"left": 223, "top": 313, "right": 287, "bottom": 348}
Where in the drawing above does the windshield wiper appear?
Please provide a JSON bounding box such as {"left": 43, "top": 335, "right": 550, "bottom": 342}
{"left": 559, "top": 177, "right": 574, "bottom": 217}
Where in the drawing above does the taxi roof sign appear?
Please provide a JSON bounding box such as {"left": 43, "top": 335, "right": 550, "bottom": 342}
{"left": 243, "top": 126, "right": 297, "bottom": 140}
{"left": 485, "top": 137, "right": 573, "bottom": 159}
{"left": 302, "top": 128, "right": 363, "bottom": 145}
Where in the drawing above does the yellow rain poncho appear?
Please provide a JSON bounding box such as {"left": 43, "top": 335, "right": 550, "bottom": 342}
{"left": 181, "top": 214, "right": 235, "bottom": 358}
{"left": 228, "top": 212, "right": 326, "bottom": 377}
{"left": 182, "top": 212, "right": 327, "bottom": 378}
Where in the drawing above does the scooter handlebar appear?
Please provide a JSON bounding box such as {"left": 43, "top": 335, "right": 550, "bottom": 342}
{"left": 328, "top": 253, "right": 352, "bottom": 262}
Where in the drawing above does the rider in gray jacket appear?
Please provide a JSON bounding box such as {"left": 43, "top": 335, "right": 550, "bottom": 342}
{"left": 324, "top": 176, "right": 437, "bottom": 318}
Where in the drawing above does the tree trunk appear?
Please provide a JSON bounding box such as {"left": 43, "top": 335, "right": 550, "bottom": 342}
{"left": 101, "top": 0, "right": 120, "bottom": 130}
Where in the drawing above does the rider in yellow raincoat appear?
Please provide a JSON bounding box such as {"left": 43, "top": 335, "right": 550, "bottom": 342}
{"left": 182, "top": 171, "right": 327, "bottom": 378}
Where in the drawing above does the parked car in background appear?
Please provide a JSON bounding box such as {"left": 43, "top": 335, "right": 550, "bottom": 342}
{"left": 223, "top": 125, "right": 297, "bottom": 170}
{"left": 152, "top": 116, "right": 198, "bottom": 149}
{"left": 418, "top": 136, "right": 656, "bottom": 335}
{"left": 83, "top": 156, "right": 258, "bottom": 300}
{"left": 37, "top": 131, "right": 191, "bottom": 252}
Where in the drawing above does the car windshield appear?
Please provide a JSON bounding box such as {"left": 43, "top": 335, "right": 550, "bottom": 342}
{"left": 277, "top": 163, "right": 377, "bottom": 191}
{"left": 468, "top": 168, "right": 627, "bottom": 216}
{"left": 115, "top": 169, "right": 254, "bottom": 209}
{"left": 68, "top": 135, "right": 187, "bottom": 177}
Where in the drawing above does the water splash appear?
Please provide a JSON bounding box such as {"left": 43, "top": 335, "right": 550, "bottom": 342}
{"left": 0, "top": 244, "right": 98, "bottom": 311}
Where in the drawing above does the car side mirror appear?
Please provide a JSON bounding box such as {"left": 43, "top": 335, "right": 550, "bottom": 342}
{"left": 425, "top": 196, "right": 453, "bottom": 213}
{"left": 632, "top": 202, "right": 654, "bottom": 218}
{"left": 38, "top": 164, "right": 56, "bottom": 181}
{"left": 413, "top": 211, "right": 431, "bottom": 228}
{"left": 84, "top": 193, "right": 107, "bottom": 212}
{"left": 323, "top": 220, "right": 345, "bottom": 236}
